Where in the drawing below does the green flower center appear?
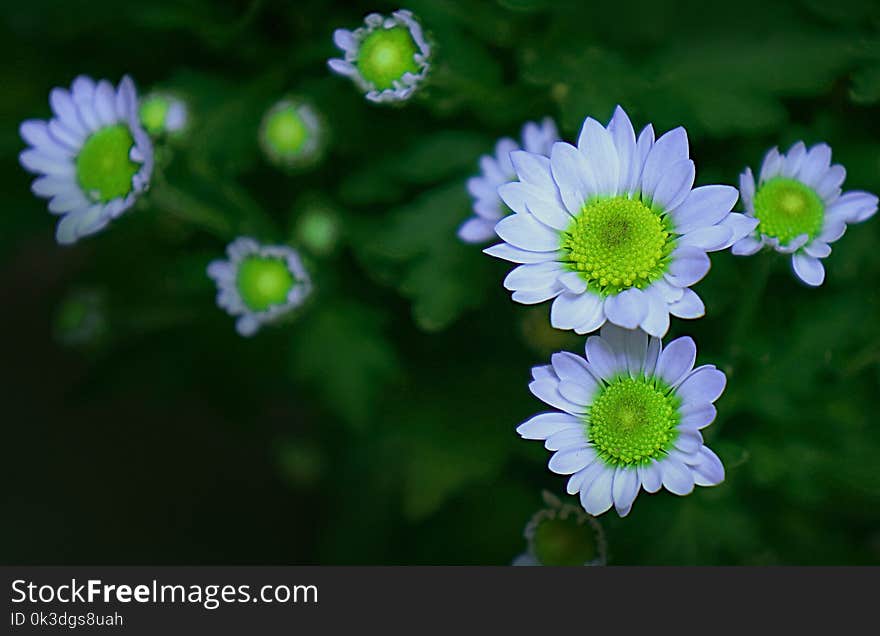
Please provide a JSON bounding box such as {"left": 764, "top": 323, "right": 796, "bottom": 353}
{"left": 356, "top": 26, "right": 421, "bottom": 90}
{"left": 236, "top": 256, "right": 296, "bottom": 312}
{"left": 587, "top": 376, "right": 680, "bottom": 466}
{"left": 561, "top": 197, "right": 675, "bottom": 296}
{"left": 753, "top": 177, "right": 824, "bottom": 245}
{"left": 139, "top": 96, "right": 170, "bottom": 136}
{"left": 263, "top": 106, "right": 308, "bottom": 157}
{"left": 533, "top": 516, "right": 599, "bottom": 566}
{"left": 75, "top": 124, "right": 139, "bottom": 203}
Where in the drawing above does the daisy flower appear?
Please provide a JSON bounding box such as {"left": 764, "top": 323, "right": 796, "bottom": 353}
{"left": 258, "top": 98, "right": 326, "bottom": 170}
{"left": 517, "top": 324, "right": 726, "bottom": 517}
{"left": 732, "top": 142, "right": 878, "bottom": 286}
{"left": 513, "top": 491, "right": 607, "bottom": 566}
{"left": 485, "top": 106, "right": 757, "bottom": 337}
{"left": 207, "top": 238, "right": 312, "bottom": 337}
{"left": 139, "top": 91, "right": 189, "bottom": 137}
{"left": 19, "top": 75, "right": 153, "bottom": 245}
{"left": 328, "top": 9, "right": 431, "bottom": 104}
{"left": 458, "top": 118, "right": 560, "bottom": 244}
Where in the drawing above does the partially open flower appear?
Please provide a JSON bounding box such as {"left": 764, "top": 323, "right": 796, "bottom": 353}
{"left": 258, "top": 98, "right": 326, "bottom": 170}
{"left": 459, "top": 118, "right": 559, "bottom": 244}
{"left": 328, "top": 9, "right": 431, "bottom": 104}
{"left": 513, "top": 491, "right": 607, "bottom": 566}
{"left": 732, "top": 141, "right": 878, "bottom": 286}
{"left": 19, "top": 75, "right": 153, "bottom": 244}
{"left": 207, "top": 238, "right": 312, "bottom": 337}
{"left": 139, "top": 91, "right": 189, "bottom": 137}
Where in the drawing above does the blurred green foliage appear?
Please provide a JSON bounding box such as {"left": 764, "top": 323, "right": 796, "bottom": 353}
{"left": 2, "top": 0, "right": 880, "bottom": 565}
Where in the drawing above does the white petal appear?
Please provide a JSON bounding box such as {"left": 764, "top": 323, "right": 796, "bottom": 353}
{"left": 731, "top": 235, "right": 763, "bottom": 256}
{"left": 458, "top": 217, "right": 496, "bottom": 243}
{"left": 549, "top": 447, "right": 596, "bottom": 475}
{"left": 612, "top": 467, "right": 640, "bottom": 517}
{"left": 676, "top": 365, "right": 726, "bottom": 404}
{"left": 827, "top": 191, "right": 878, "bottom": 224}
{"left": 739, "top": 167, "right": 756, "bottom": 211}
{"left": 550, "top": 291, "right": 603, "bottom": 330}
{"left": 93, "top": 80, "right": 118, "bottom": 125}
{"left": 674, "top": 431, "right": 704, "bottom": 454}
{"left": 529, "top": 379, "right": 587, "bottom": 415}
{"left": 580, "top": 465, "right": 614, "bottom": 515}
{"left": 679, "top": 403, "right": 717, "bottom": 431}
{"left": 781, "top": 141, "right": 806, "bottom": 178}
{"left": 796, "top": 143, "right": 832, "bottom": 187}
{"left": 585, "top": 334, "right": 621, "bottom": 380}
{"left": 517, "top": 412, "right": 582, "bottom": 440}
{"left": 717, "top": 213, "right": 759, "bottom": 249}
{"left": 550, "top": 351, "right": 597, "bottom": 387}
{"left": 559, "top": 380, "right": 595, "bottom": 406}
{"left": 671, "top": 184, "right": 739, "bottom": 234}
{"left": 668, "top": 288, "right": 705, "bottom": 319}
{"left": 577, "top": 117, "right": 619, "bottom": 196}
{"left": 483, "top": 243, "right": 559, "bottom": 264}
{"left": 603, "top": 287, "right": 648, "bottom": 330}
{"left": 504, "top": 261, "right": 562, "bottom": 291}
{"left": 678, "top": 225, "right": 733, "bottom": 251}
{"left": 640, "top": 126, "right": 689, "bottom": 200}
{"left": 638, "top": 463, "right": 663, "bottom": 493}
{"left": 759, "top": 147, "right": 782, "bottom": 183}
{"left": 510, "top": 151, "right": 554, "bottom": 188}
{"left": 791, "top": 253, "right": 825, "bottom": 286}
{"left": 545, "top": 428, "right": 588, "bottom": 451}
{"left": 550, "top": 142, "right": 596, "bottom": 215}
{"left": 660, "top": 457, "right": 695, "bottom": 495}
{"left": 804, "top": 241, "right": 831, "bottom": 258}
{"left": 816, "top": 164, "right": 846, "bottom": 201}
{"left": 656, "top": 336, "right": 696, "bottom": 387}
{"left": 607, "top": 106, "right": 638, "bottom": 193}
{"left": 558, "top": 271, "right": 587, "bottom": 293}
{"left": 649, "top": 159, "right": 694, "bottom": 211}
{"left": 638, "top": 285, "right": 671, "bottom": 338}
{"left": 692, "top": 447, "right": 725, "bottom": 487}
{"left": 495, "top": 213, "right": 561, "bottom": 251}
{"left": 512, "top": 287, "right": 563, "bottom": 304}
{"left": 666, "top": 247, "right": 710, "bottom": 287}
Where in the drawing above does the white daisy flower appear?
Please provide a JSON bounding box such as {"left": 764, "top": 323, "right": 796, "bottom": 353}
{"left": 258, "top": 98, "right": 326, "bottom": 170}
{"left": 731, "top": 141, "right": 878, "bottom": 286}
{"left": 459, "top": 118, "right": 560, "bottom": 244}
{"left": 207, "top": 237, "right": 313, "bottom": 337}
{"left": 139, "top": 91, "right": 189, "bottom": 137}
{"left": 517, "top": 324, "right": 726, "bottom": 517}
{"left": 484, "top": 106, "right": 757, "bottom": 337}
{"left": 19, "top": 75, "right": 154, "bottom": 245}
{"left": 328, "top": 9, "right": 431, "bottom": 104}
{"left": 513, "top": 490, "right": 607, "bottom": 566}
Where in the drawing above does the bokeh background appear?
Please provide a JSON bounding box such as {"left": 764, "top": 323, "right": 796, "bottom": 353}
{"left": 2, "top": 0, "right": 880, "bottom": 565}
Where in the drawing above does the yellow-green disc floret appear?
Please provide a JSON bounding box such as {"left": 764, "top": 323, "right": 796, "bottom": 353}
{"left": 561, "top": 197, "right": 675, "bottom": 296}
{"left": 236, "top": 256, "right": 296, "bottom": 312}
{"left": 263, "top": 107, "right": 308, "bottom": 157}
{"left": 587, "top": 376, "right": 680, "bottom": 466}
{"left": 753, "top": 177, "right": 824, "bottom": 246}
{"left": 75, "top": 124, "right": 139, "bottom": 202}
{"left": 356, "top": 26, "right": 421, "bottom": 90}
{"left": 139, "top": 96, "right": 170, "bottom": 136}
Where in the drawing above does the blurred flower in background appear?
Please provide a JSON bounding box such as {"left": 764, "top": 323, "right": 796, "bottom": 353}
{"left": 732, "top": 142, "right": 878, "bottom": 286}
{"left": 328, "top": 9, "right": 431, "bottom": 104}
{"left": 518, "top": 325, "right": 726, "bottom": 517}
{"left": 19, "top": 75, "right": 153, "bottom": 244}
{"left": 258, "top": 98, "right": 326, "bottom": 170}
{"left": 139, "top": 91, "right": 189, "bottom": 138}
{"left": 293, "top": 195, "right": 342, "bottom": 258}
{"left": 207, "top": 237, "right": 312, "bottom": 337}
{"left": 513, "top": 491, "right": 607, "bottom": 566}
{"left": 458, "top": 118, "right": 559, "bottom": 244}
{"left": 485, "top": 106, "right": 756, "bottom": 337}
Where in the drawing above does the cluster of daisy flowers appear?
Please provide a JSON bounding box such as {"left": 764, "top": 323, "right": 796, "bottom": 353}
{"left": 15, "top": 8, "right": 880, "bottom": 553}
{"left": 19, "top": 8, "right": 433, "bottom": 336}
{"left": 465, "top": 106, "right": 877, "bottom": 528}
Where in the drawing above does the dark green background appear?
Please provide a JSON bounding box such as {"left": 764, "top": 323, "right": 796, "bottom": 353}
{"left": 2, "top": 0, "right": 879, "bottom": 564}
